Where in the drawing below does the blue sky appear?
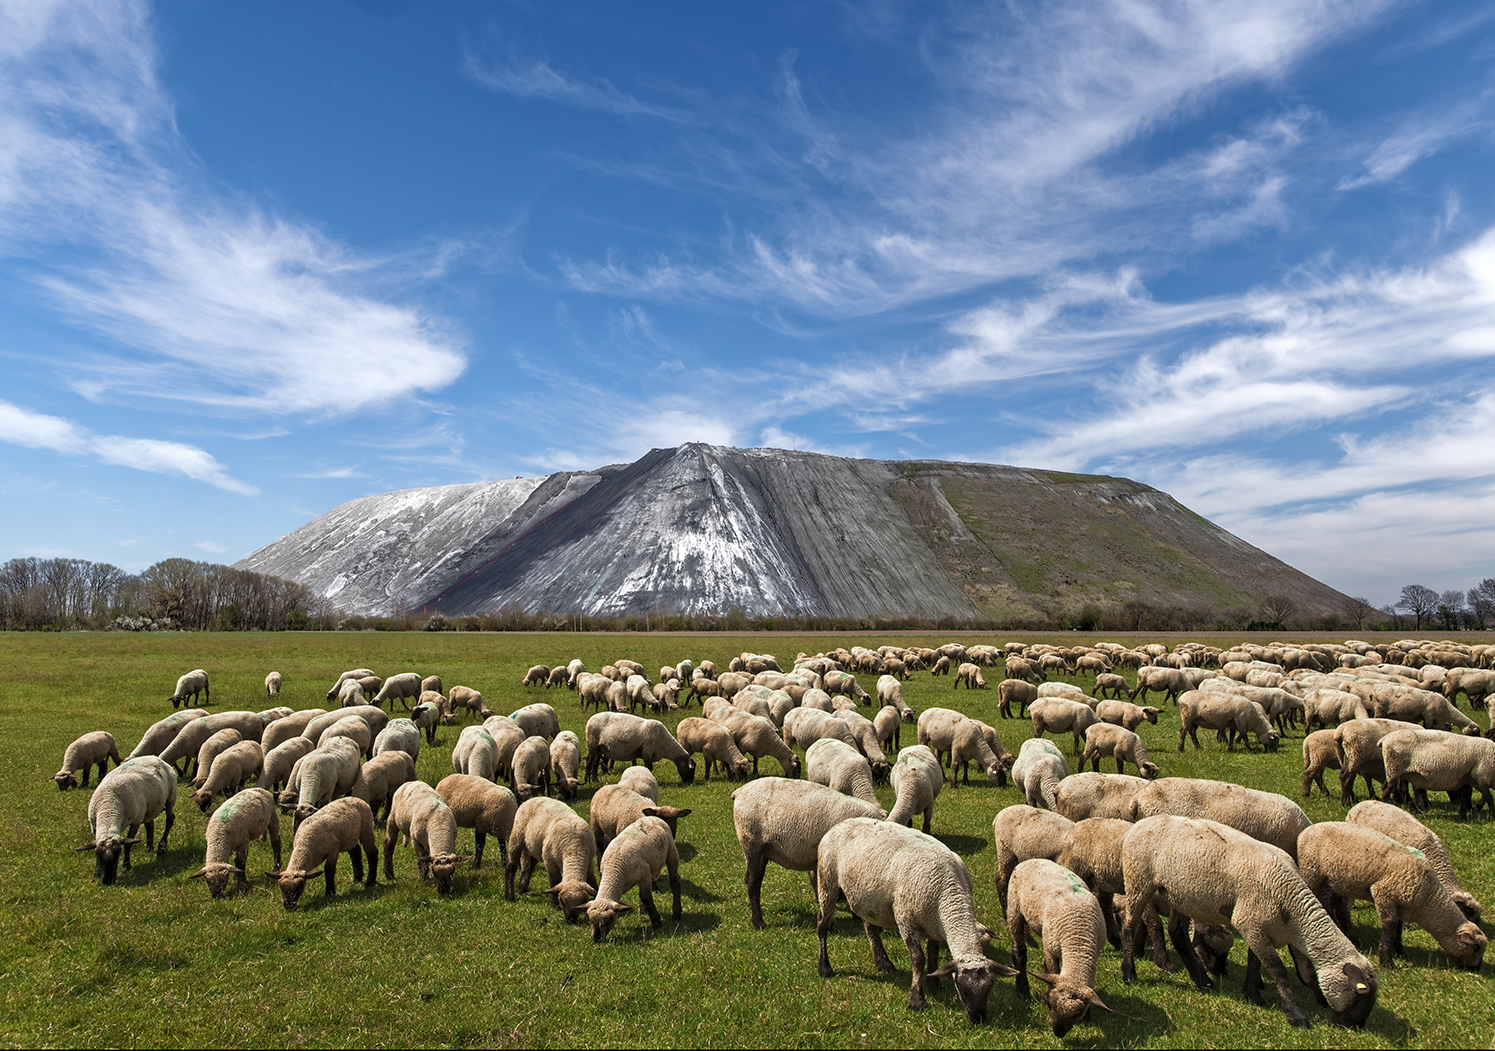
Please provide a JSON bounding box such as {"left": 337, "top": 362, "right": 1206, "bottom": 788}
{"left": 2, "top": 0, "right": 1494, "bottom": 606}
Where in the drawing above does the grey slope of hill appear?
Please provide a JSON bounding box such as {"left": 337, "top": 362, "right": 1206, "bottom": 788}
{"left": 238, "top": 444, "right": 1349, "bottom": 619}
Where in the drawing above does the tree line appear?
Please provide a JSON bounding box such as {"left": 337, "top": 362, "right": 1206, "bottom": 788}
{"left": 1359, "top": 580, "right": 1495, "bottom": 631}
{"left": 0, "top": 557, "right": 320, "bottom": 632}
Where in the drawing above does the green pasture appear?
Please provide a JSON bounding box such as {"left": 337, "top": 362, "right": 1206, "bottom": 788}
{"left": 1, "top": 631, "right": 1492, "bottom": 1048}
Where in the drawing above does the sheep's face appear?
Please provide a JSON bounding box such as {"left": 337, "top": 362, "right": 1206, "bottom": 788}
{"left": 54, "top": 771, "right": 79, "bottom": 791}
{"left": 195, "top": 863, "right": 240, "bottom": 898}
{"left": 1454, "top": 891, "right": 1484, "bottom": 922}
{"left": 785, "top": 755, "right": 802, "bottom": 779}
{"left": 292, "top": 804, "right": 317, "bottom": 831}
{"left": 548, "top": 879, "right": 595, "bottom": 922}
{"left": 1139, "top": 761, "right": 1161, "bottom": 780}
{"left": 871, "top": 759, "right": 892, "bottom": 785}
{"left": 1324, "top": 961, "right": 1378, "bottom": 1028}
{"left": 1143, "top": 708, "right": 1161, "bottom": 723}
{"left": 431, "top": 853, "right": 459, "bottom": 895}
{"left": 1263, "top": 729, "right": 1281, "bottom": 751}
{"left": 675, "top": 757, "right": 697, "bottom": 785}
{"left": 929, "top": 959, "right": 1015, "bottom": 1023}
{"left": 1453, "top": 922, "right": 1487, "bottom": 970}
{"left": 193, "top": 790, "right": 215, "bottom": 813}
{"left": 587, "top": 898, "right": 632, "bottom": 942}
{"left": 984, "top": 761, "right": 1006, "bottom": 787}
{"left": 278, "top": 869, "right": 320, "bottom": 910}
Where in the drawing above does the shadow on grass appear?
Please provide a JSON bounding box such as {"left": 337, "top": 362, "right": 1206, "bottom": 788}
{"left": 676, "top": 841, "right": 699, "bottom": 864}
{"left": 599, "top": 910, "right": 722, "bottom": 944}
{"left": 935, "top": 832, "right": 987, "bottom": 854}
{"left": 678, "top": 877, "right": 722, "bottom": 903}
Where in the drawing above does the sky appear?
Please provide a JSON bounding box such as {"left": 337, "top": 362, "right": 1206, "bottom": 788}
{"left": 1, "top": 0, "right": 1494, "bottom": 607}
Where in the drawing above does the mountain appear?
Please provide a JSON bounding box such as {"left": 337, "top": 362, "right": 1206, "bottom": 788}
{"left": 237, "top": 444, "right": 1348, "bottom": 620}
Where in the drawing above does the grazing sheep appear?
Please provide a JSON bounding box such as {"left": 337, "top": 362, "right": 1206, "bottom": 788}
{"left": 505, "top": 796, "right": 597, "bottom": 921}
{"left": 588, "top": 784, "right": 691, "bottom": 856}
{"left": 304, "top": 705, "right": 388, "bottom": 742}
{"left": 264, "top": 672, "right": 282, "bottom": 699}
{"left": 126, "top": 709, "right": 209, "bottom": 760}
{"left": 805, "top": 738, "right": 885, "bottom": 811}
{"left": 1053, "top": 772, "right": 1149, "bottom": 821}
{"left": 80, "top": 756, "right": 177, "bottom": 884}
{"left": 190, "top": 741, "right": 264, "bottom": 812}
{"left": 511, "top": 736, "right": 552, "bottom": 802}
{"left": 325, "top": 669, "right": 375, "bottom": 701}
{"left": 583, "top": 712, "right": 697, "bottom": 785}
{"left": 436, "top": 774, "right": 518, "bottom": 868}
{"left": 258, "top": 736, "right": 315, "bottom": 794}
{"left": 953, "top": 662, "right": 987, "bottom": 690}
{"left": 54, "top": 731, "right": 119, "bottom": 791}
{"left": 262, "top": 709, "right": 328, "bottom": 753}
{"left": 1130, "top": 778, "right": 1310, "bottom": 860}
{"left": 1080, "top": 723, "right": 1159, "bottom": 779}
{"left": 372, "top": 672, "right": 423, "bottom": 711}
{"left": 999, "top": 679, "right": 1039, "bottom": 719}
{"left": 585, "top": 815, "right": 683, "bottom": 942}
{"left": 550, "top": 730, "right": 581, "bottom": 800}
{"left": 875, "top": 674, "right": 913, "bottom": 717}
{"left": 721, "top": 710, "right": 800, "bottom": 778}
{"left": 1031, "top": 697, "right": 1100, "bottom": 755}
{"left": 1302, "top": 728, "right": 1343, "bottom": 798}
{"left": 1346, "top": 800, "right": 1482, "bottom": 920}
{"left": 447, "top": 686, "right": 492, "bottom": 722}
{"left": 511, "top": 703, "right": 560, "bottom": 740}
{"left": 188, "top": 787, "right": 283, "bottom": 897}
{"left": 410, "top": 702, "right": 441, "bottom": 745}
{"left": 1095, "top": 700, "right": 1161, "bottom": 731}
{"left": 1058, "top": 818, "right": 1172, "bottom": 970}
{"left": 1297, "top": 822, "right": 1486, "bottom": 970}
{"left": 1120, "top": 815, "right": 1378, "bottom": 1028}
{"left": 546, "top": 665, "right": 570, "bottom": 689}
{"left": 992, "top": 805, "right": 1072, "bottom": 909}
{"left": 815, "top": 818, "right": 1018, "bottom": 1020}
{"left": 168, "top": 669, "right": 210, "bottom": 709}
{"left": 832, "top": 708, "right": 892, "bottom": 781}
{"left": 675, "top": 717, "right": 750, "bottom": 781}
{"left": 160, "top": 711, "right": 266, "bottom": 777}
{"left": 1380, "top": 728, "right": 1495, "bottom": 817}
{"left": 421, "top": 674, "right": 443, "bottom": 697}
{"left": 1037, "top": 682, "right": 1094, "bottom": 706}
{"left": 1094, "top": 673, "right": 1130, "bottom": 700}
{"left": 872, "top": 705, "right": 903, "bottom": 751}
{"left": 1334, "top": 718, "right": 1416, "bottom": 805}
{"left": 280, "top": 737, "right": 362, "bottom": 830}
{"left": 522, "top": 664, "right": 549, "bottom": 687}
{"left": 372, "top": 718, "right": 421, "bottom": 762}
{"left": 1005, "top": 859, "right": 1112, "bottom": 1037}
{"left": 917, "top": 708, "right": 1006, "bottom": 786}
{"left": 348, "top": 750, "right": 416, "bottom": 823}
{"left": 482, "top": 716, "right": 529, "bottom": 782}
{"left": 783, "top": 707, "right": 859, "bottom": 753}
{"left": 317, "top": 715, "right": 373, "bottom": 759}
{"left": 1012, "top": 738, "right": 1069, "bottom": 811}
{"left": 1177, "top": 690, "right": 1280, "bottom": 752}
{"left": 452, "top": 726, "right": 500, "bottom": 782}
{"left": 1130, "top": 666, "right": 1189, "bottom": 705}
{"left": 887, "top": 744, "right": 945, "bottom": 831}
{"left": 1304, "top": 689, "right": 1370, "bottom": 730}
{"left": 617, "top": 766, "right": 659, "bottom": 802}
{"left": 797, "top": 688, "right": 833, "bottom": 713}
{"left": 277, "top": 797, "right": 378, "bottom": 909}
{"left": 383, "top": 781, "right": 462, "bottom": 895}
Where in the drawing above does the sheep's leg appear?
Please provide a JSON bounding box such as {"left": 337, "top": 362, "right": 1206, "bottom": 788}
{"left": 324, "top": 857, "right": 338, "bottom": 898}
{"left": 235, "top": 846, "right": 249, "bottom": 886}
{"left": 474, "top": 831, "right": 487, "bottom": 869}
{"left": 904, "top": 934, "right": 929, "bottom": 1011}
{"left": 639, "top": 883, "right": 663, "bottom": 927}
{"left": 349, "top": 846, "right": 366, "bottom": 886}
{"left": 816, "top": 878, "right": 838, "bottom": 978}
{"left": 1243, "top": 949, "right": 1265, "bottom": 1004}
{"left": 1099, "top": 892, "right": 1121, "bottom": 949}
{"left": 503, "top": 851, "right": 521, "bottom": 900}
{"left": 865, "top": 922, "right": 894, "bottom": 972}
{"left": 1168, "top": 911, "right": 1212, "bottom": 991}
{"left": 924, "top": 940, "right": 942, "bottom": 988}
{"left": 1339, "top": 768, "right": 1357, "bottom": 807}
{"left": 744, "top": 852, "right": 769, "bottom": 930}
{"left": 382, "top": 828, "right": 397, "bottom": 881}
{"left": 921, "top": 807, "right": 933, "bottom": 834}
{"left": 270, "top": 823, "right": 282, "bottom": 873}
{"left": 668, "top": 860, "right": 682, "bottom": 920}
{"left": 1253, "top": 945, "right": 1310, "bottom": 1028}
{"left": 1011, "top": 915, "right": 1031, "bottom": 998}
{"left": 517, "top": 852, "right": 538, "bottom": 894}
{"left": 1147, "top": 907, "right": 1175, "bottom": 972}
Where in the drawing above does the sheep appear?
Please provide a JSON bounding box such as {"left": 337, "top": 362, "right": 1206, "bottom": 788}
{"left": 511, "top": 703, "right": 560, "bottom": 740}
{"left": 1129, "top": 777, "right": 1310, "bottom": 860}
{"left": 832, "top": 707, "right": 892, "bottom": 781}
{"left": 261, "top": 709, "right": 328, "bottom": 753}
{"left": 782, "top": 707, "right": 859, "bottom": 753}
{"left": 482, "top": 716, "right": 529, "bottom": 781}
{"left": 1177, "top": 690, "right": 1279, "bottom": 752}
{"left": 992, "top": 804, "right": 1072, "bottom": 909}
{"left": 582, "top": 712, "right": 696, "bottom": 785}
{"left": 1056, "top": 817, "right": 1172, "bottom": 969}
{"left": 720, "top": 710, "right": 800, "bottom": 778}
{"left": 522, "top": 664, "right": 549, "bottom": 687}
{"left": 1005, "top": 859, "right": 1112, "bottom": 1036}
{"left": 372, "top": 718, "right": 421, "bottom": 762}
{"left": 1304, "top": 688, "right": 1370, "bottom": 729}
{"left": 584, "top": 815, "right": 682, "bottom": 942}
{"left": 304, "top": 705, "right": 388, "bottom": 742}
{"left": 1346, "top": 800, "right": 1482, "bottom": 920}
{"left": 1335, "top": 717, "right": 1417, "bottom": 805}
{"left": 277, "top": 796, "right": 377, "bottom": 908}
{"left": 814, "top": 817, "right": 1018, "bottom": 1020}
{"left": 1120, "top": 814, "right": 1378, "bottom": 1028}
{"left": 511, "top": 736, "right": 552, "bottom": 802}
{"left": 452, "top": 726, "right": 500, "bottom": 781}
{"left": 953, "top": 662, "right": 987, "bottom": 690}
{"left": 675, "top": 717, "right": 750, "bottom": 781}
{"left": 1031, "top": 697, "right": 1100, "bottom": 755}
{"left": 546, "top": 665, "right": 570, "bottom": 689}
{"left": 364, "top": 671, "right": 417, "bottom": 711}
{"left": 804, "top": 738, "right": 885, "bottom": 811}
{"left": 318, "top": 715, "right": 373, "bottom": 759}
{"left": 1037, "top": 681, "right": 1094, "bottom": 706}
{"left": 996, "top": 678, "right": 1037, "bottom": 720}
{"left": 870, "top": 705, "right": 903, "bottom": 753}
{"left": 1053, "top": 772, "right": 1148, "bottom": 821}
{"left": 160, "top": 711, "right": 266, "bottom": 777}
{"left": 614, "top": 768, "right": 656, "bottom": 805}
{"left": 126, "top": 709, "right": 209, "bottom": 760}
{"left": 547, "top": 729, "right": 581, "bottom": 800}
{"left": 446, "top": 686, "right": 492, "bottom": 722}
{"left": 263, "top": 671, "right": 282, "bottom": 699}
{"left": 325, "top": 668, "right": 375, "bottom": 701}
{"left": 190, "top": 741, "right": 264, "bottom": 812}
{"left": 875, "top": 674, "right": 912, "bottom": 716}
{"left": 1080, "top": 723, "right": 1159, "bottom": 779}
{"left": 1008, "top": 740, "right": 1067, "bottom": 813}
{"left": 421, "top": 674, "right": 443, "bottom": 696}
{"left": 796, "top": 688, "right": 833, "bottom": 714}
{"left": 887, "top": 744, "right": 944, "bottom": 831}
{"left": 280, "top": 737, "right": 362, "bottom": 830}
{"left": 931, "top": 655, "right": 952, "bottom": 677}
{"left": 1095, "top": 699, "right": 1161, "bottom": 731}
{"left": 383, "top": 781, "right": 462, "bottom": 894}
{"left": 1359, "top": 682, "right": 1482, "bottom": 735}
{"left": 436, "top": 774, "right": 518, "bottom": 868}
{"left": 258, "top": 736, "right": 315, "bottom": 794}
{"left": 54, "top": 731, "right": 120, "bottom": 791}
{"left": 410, "top": 702, "right": 441, "bottom": 745}
{"left": 80, "top": 756, "right": 177, "bottom": 884}
{"left": 1297, "top": 822, "right": 1486, "bottom": 971}
{"left": 1130, "top": 666, "right": 1189, "bottom": 705}
{"left": 1380, "top": 727, "right": 1495, "bottom": 817}
{"left": 505, "top": 796, "right": 597, "bottom": 921}
{"left": 1302, "top": 728, "right": 1343, "bottom": 798}
{"left": 168, "top": 669, "right": 210, "bottom": 709}
{"left": 188, "top": 787, "right": 283, "bottom": 897}
{"left": 348, "top": 750, "right": 416, "bottom": 823}
{"left": 588, "top": 784, "right": 691, "bottom": 856}
{"left": 916, "top": 707, "right": 1006, "bottom": 786}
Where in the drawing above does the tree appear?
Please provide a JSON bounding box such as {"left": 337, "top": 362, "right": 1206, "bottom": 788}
{"left": 1469, "top": 578, "right": 1495, "bottom": 629}
{"left": 1397, "top": 584, "right": 1439, "bottom": 630}
{"left": 1258, "top": 594, "right": 1299, "bottom": 629}
{"left": 1339, "top": 595, "right": 1375, "bottom": 630}
{"left": 1437, "top": 589, "right": 1467, "bottom": 631}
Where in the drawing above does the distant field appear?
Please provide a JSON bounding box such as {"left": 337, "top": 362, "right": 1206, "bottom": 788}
{"left": 2, "top": 631, "right": 1491, "bottom": 1049}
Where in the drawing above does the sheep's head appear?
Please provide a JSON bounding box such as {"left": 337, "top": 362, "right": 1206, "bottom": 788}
{"left": 673, "top": 756, "right": 698, "bottom": 785}
{"left": 192, "top": 789, "right": 215, "bottom": 813}
{"left": 585, "top": 897, "right": 632, "bottom": 942}
{"left": 1032, "top": 973, "right": 1110, "bottom": 1037}
{"left": 291, "top": 804, "right": 318, "bottom": 831}
{"left": 729, "top": 758, "right": 752, "bottom": 781}
{"left": 1139, "top": 760, "right": 1161, "bottom": 780}
{"left": 1323, "top": 959, "right": 1378, "bottom": 1028}
{"left": 642, "top": 805, "right": 691, "bottom": 837}
{"left": 546, "top": 879, "right": 595, "bottom": 923}
{"left": 928, "top": 958, "right": 1018, "bottom": 1023}
{"left": 430, "top": 852, "right": 461, "bottom": 895}
{"left": 53, "top": 770, "right": 79, "bottom": 791}
{"left": 1263, "top": 729, "right": 1282, "bottom": 751}
{"left": 870, "top": 758, "right": 892, "bottom": 785}
{"left": 277, "top": 868, "right": 321, "bottom": 910}
{"left": 1143, "top": 707, "right": 1162, "bottom": 724}
{"left": 785, "top": 754, "right": 802, "bottom": 779}
{"left": 78, "top": 836, "right": 138, "bottom": 885}
{"left": 984, "top": 760, "right": 1007, "bottom": 787}
{"left": 190, "top": 862, "right": 242, "bottom": 898}
{"left": 1451, "top": 921, "right": 1488, "bottom": 970}
{"left": 1453, "top": 890, "right": 1483, "bottom": 922}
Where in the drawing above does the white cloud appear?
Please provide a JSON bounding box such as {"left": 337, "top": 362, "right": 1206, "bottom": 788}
{"left": 194, "top": 540, "right": 227, "bottom": 554}
{"left": 462, "top": 46, "right": 684, "bottom": 120}
{"left": 0, "top": 399, "right": 256, "bottom": 493}
{"left": 1337, "top": 104, "right": 1491, "bottom": 190}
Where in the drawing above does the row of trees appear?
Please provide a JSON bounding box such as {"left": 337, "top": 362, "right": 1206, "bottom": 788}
{"left": 1333, "top": 580, "right": 1495, "bottom": 632}
{"left": 0, "top": 557, "right": 319, "bottom": 632}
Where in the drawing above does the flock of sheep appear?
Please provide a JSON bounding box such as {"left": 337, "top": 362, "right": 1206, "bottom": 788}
{"left": 54, "top": 636, "right": 1495, "bottom": 1037}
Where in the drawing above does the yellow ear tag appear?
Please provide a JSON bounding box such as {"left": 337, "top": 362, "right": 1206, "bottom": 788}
{"left": 1355, "top": 983, "right": 1368, "bottom": 992}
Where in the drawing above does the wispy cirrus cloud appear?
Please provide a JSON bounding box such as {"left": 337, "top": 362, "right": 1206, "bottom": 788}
{"left": 462, "top": 44, "right": 686, "bottom": 121}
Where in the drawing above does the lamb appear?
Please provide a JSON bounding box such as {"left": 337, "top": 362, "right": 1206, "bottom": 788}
{"left": 1094, "top": 673, "right": 1130, "bottom": 700}
{"left": 782, "top": 707, "right": 859, "bottom": 753}
{"left": 510, "top": 703, "right": 560, "bottom": 740}
{"left": 1130, "top": 666, "right": 1189, "bottom": 705}
{"left": 280, "top": 737, "right": 362, "bottom": 830}
{"left": 1177, "top": 690, "right": 1279, "bottom": 752}
{"left": 80, "top": 756, "right": 177, "bottom": 884}
{"left": 372, "top": 718, "right": 422, "bottom": 762}
{"left": 372, "top": 672, "right": 423, "bottom": 711}
{"left": 832, "top": 708, "right": 892, "bottom": 781}
{"left": 451, "top": 726, "right": 500, "bottom": 781}
{"left": 887, "top": 744, "right": 944, "bottom": 831}
{"left": 421, "top": 674, "right": 443, "bottom": 696}
{"left": 262, "top": 709, "right": 327, "bottom": 753}
{"left": 1379, "top": 727, "right": 1495, "bottom": 817}
{"left": 998, "top": 678, "right": 1039, "bottom": 719}
{"left": 1120, "top": 815, "right": 1378, "bottom": 1028}
{"left": 931, "top": 655, "right": 952, "bottom": 677}
{"left": 1080, "top": 723, "right": 1159, "bottom": 779}
{"left": 318, "top": 715, "right": 373, "bottom": 759}
{"left": 584, "top": 815, "right": 683, "bottom": 942}
{"left": 872, "top": 704, "right": 903, "bottom": 752}
{"left": 54, "top": 731, "right": 119, "bottom": 790}
{"left": 258, "top": 736, "right": 315, "bottom": 794}
{"left": 168, "top": 669, "right": 210, "bottom": 709}
{"left": 348, "top": 750, "right": 416, "bottom": 822}
{"left": 325, "top": 668, "right": 375, "bottom": 701}
{"left": 410, "top": 702, "right": 441, "bottom": 745}
{"left": 522, "top": 664, "right": 550, "bottom": 687}
{"left": 1297, "top": 822, "right": 1486, "bottom": 970}
{"left": 264, "top": 671, "right": 282, "bottom": 699}
{"left": 583, "top": 712, "right": 697, "bottom": 785}
{"left": 546, "top": 665, "right": 570, "bottom": 689}
{"left": 953, "top": 662, "right": 987, "bottom": 690}
{"left": 1095, "top": 699, "right": 1161, "bottom": 731}
{"left": 1012, "top": 738, "right": 1069, "bottom": 811}
{"left": 383, "top": 781, "right": 462, "bottom": 894}
{"left": 511, "top": 735, "right": 552, "bottom": 802}
{"left": 188, "top": 787, "right": 283, "bottom": 897}
{"left": 549, "top": 730, "right": 581, "bottom": 799}
{"left": 1335, "top": 717, "right": 1416, "bottom": 805}
{"left": 588, "top": 784, "right": 691, "bottom": 856}
{"left": 805, "top": 738, "right": 885, "bottom": 811}
{"left": 875, "top": 674, "right": 913, "bottom": 717}
{"left": 815, "top": 818, "right": 1018, "bottom": 1020}
{"left": 1005, "top": 859, "right": 1112, "bottom": 1037}
{"left": 1129, "top": 778, "right": 1310, "bottom": 860}
{"left": 1053, "top": 772, "right": 1149, "bottom": 821}
{"left": 1346, "top": 800, "right": 1483, "bottom": 920}
{"left": 1301, "top": 728, "right": 1342, "bottom": 798}
{"left": 675, "top": 717, "right": 750, "bottom": 781}
{"left": 125, "top": 709, "right": 208, "bottom": 760}
{"left": 1030, "top": 697, "right": 1100, "bottom": 755}
{"left": 482, "top": 716, "right": 529, "bottom": 781}
{"left": 277, "top": 796, "right": 378, "bottom": 908}
{"left": 720, "top": 710, "right": 800, "bottom": 778}
{"left": 916, "top": 707, "right": 1006, "bottom": 786}
{"left": 991, "top": 804, "right": 1072, "bottom": 909}
{"left": 436, "top": 774, "right": 518, "bottom": 868}
{"left": 505, "top": 796, "right": 597, "bottom": 921}
{"left": 190, "top": 741, "right": 264, "bottom": 812}
{"left": 447, "top": 686, "right": 492, "bottom": 722}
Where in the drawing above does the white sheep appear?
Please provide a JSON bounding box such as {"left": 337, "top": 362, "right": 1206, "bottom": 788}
{"left": 617, "top": 765, "right": 659, "bottom": 801}
{"left": 168, "top": 669, "right": 210, "bottom": 709}
{"left": 447, "top": 686, "right": 492, "bottom": 723}
{"left": 372, "top": 718, "right": 422, "bottom": 762}
{"left": 1053, "top": 772, "right": 1149, "bottom": 821}
{"left": 1177, "top": 690, "right": 1280, "bottom": 752}
{"left": 550, "top": 730, "right": 582, "bottom": 799}
{"left": 325, "top": 668, "right": 375, "bottom": 701}
{"left": 189, "top": 728, "right": 243, "bottom": 789}
{"left": 1080, "top": 723, "right": 1160, "bottom": 779}
{"left": 411, "top": 701, "right": 441, "bottom": 744}
{"left": 782, "top": 707, "right": 859, "bottom": 753}
{"left": 280, "top": 736, "right": 362, "bottom": 830}
{"left": 188, "top": 787, "right": 283, "bottom": 898}
{"left": 832, "top": 708, "right": 891, "bottom": 781}
{"left": 588, "top": 784, "right": 691, "bottom": 855}
{"left": 277, "top": 796, "right": 378, "bottom": 908}
{"left": 160, "top": 711, "right": 265, "bottom": 776}
{"left": 452, "top": 726, "right": 500, "bottom": 781}
{"left": 916, "top": 708, "right": 1006, "bottom": 786}
{"left": 887, "top": 744, "right": 944, "bottom": 831}
{"left": 372, "top": 672, "right": 423, "bottom": 711}
{"left": 190, "top": 741, "right": 264, "bottom": 812}
{"left": 522, "top": 664, "right": 550, "bottom": 687}
{"left": 303, "top": 705, "right": 388, "bottom": 742}
{"left": 1345, "top": 799, "right": 1482, "bottom": 920}
{"left": 348, "top": 750, "right": 416, "bottom": 823}
{"left": 1095, "top": 699, "right": 1161, "bottom": 731}
{"left": 991, "top": 804, "right": 1071, "bottom": 909}
{"left": 583, "top": 712, "right": 697, "bottom": 785}
{"left": 53, "top": 731, "right": 120, "bottom": 791}
{"left": 383, "top": 780, "right": 462, "bottom": 894}
{"left": 261, "top": 709, "right": 327, "bottom": 754}
{"left": 1130, "top": 777, "right": 1310, "bottom": 860}
{"left": 873, "top": 705, "right": 903, "bottom": 751}
{"left": 317, "top": 715, "right": 373, "bottom": 760}
{"left": 814, "top": 817, "right": 1018, "bottom": 1020}
{"left": 511, "top": 735, "right": 552, "bottom": 802}
{"left": 1030, "top": 698, "right": 1100, "bottom": 755}
{"left": 264, "top": 672, "right": 282, "bottom": 699}
{"left": 1380, "top": 727, "right": 1495, "bottom": 818}
{"left": 1012, "top": 738, "right": 1069, "bottom": 811}
{"left": 504, "top": 796, "right": 597, "bottom": 921}
{"left": 1005, "top": 858, "right": 1112, "bottom": 1037}
{"left": 675, "top": 717, "right": 751, "bottom": 781}
{"left": 80, "top": 756, "right": 177, "bottom": 884}
{"left": 804, "top": 738, "right": 885, "bottom": 811}
{"left": 125, "top": 709, "right": 209, "bottom": 760}
{"left": 584, "top": 815, "right": 683, "bottom": 942}
{"left": 258, "top": 736, "right": 315, "bottom": 794}
{"left": 482, "top": 716, "right": 529, "bottom": 782}
{"left": 436, "top": 774, "right": 518, "bottom": 868}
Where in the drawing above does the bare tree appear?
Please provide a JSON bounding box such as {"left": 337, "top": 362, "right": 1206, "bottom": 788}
{"left": 1339, "top": 594, "right": 1375, "bottom": 629}
{"left": 1259, "top": 593, "right": 1299, "bottom": 629}
{"left": 1469, "top": 578, "right": 1495, "bottom": 629}
{"left": 1437, "top": 589, "right": 1467, "bottom": 631}
{"left": 1397, "top": 584, "right": 1439, "bottom": 630}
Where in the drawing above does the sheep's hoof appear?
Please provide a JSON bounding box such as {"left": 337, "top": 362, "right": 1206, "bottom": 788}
{"left": 907, "top": 993, "right": 928, "bottom": 1011}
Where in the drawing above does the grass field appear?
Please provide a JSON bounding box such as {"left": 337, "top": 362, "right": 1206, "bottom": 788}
{"left": 2, "top": 631, "right": 1492, "bottom": 1048}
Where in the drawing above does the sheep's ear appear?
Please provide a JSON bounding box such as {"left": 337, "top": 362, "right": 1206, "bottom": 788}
{"left": 641, "top": 806, "right": 659, "bottom": 817}
{"left": 985, "top": 961, "right": 1020, "bottom": 977}
{"left": 76, "top": 842, "right": 97, "bottom": 852}
{"left": 302, "top": 868, "right": 323, "bottom": 879}
{"left": 120, "top": 837, "right": 143, "bottom": 846}
{"left": 928, "top": 962, "right": 958, "bottom": 978}
{"left": 1029, "top": 971, "right": 1059, "bottom": 987}
{"left": 1083, "top": 990, "right": 1112, "bottom": 1012}
{"left": 659, "top": 806, "right": 691, "bottom": 818}
{"left": 187, "top": 868, "right": 208, "bottom": 880}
